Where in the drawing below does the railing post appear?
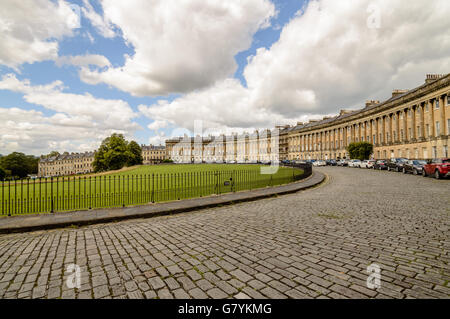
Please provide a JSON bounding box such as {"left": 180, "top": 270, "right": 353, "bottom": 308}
{"left": 50, "top": 177, "right": 54, "bottom": 213}
{"left": 151, "top": 173, "right": 155, "bottom": 203}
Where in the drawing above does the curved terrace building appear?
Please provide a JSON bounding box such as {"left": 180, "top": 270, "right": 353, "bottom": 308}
{"left": 287, "top": 74, "right": 450, "bottom": 161}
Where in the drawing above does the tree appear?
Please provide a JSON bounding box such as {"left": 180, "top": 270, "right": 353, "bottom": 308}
{"left": 0, "top": 167, "right": 5, "bottom": 180}
{"left": 347, "top": 142, "right": 374, "bottom": 160}
{"left": 93, "top": 134, "right": 130, "bottom": 172}
{"left": 126, "top": 141, "right": 143, "bottom": 167}
{"left": 0, "top": 152, "right": 38, "bottom": 178}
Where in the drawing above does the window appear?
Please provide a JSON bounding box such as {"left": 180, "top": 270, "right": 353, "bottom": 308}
{"left": 432, "top": 146, "right": 437, "bottom": 158}
{"left": 417, "top": 126, "right": 421, "bottom": 138}
{"left": 401, "top": 129, "right": 404, "bottom": 140}
{"left": 436, "top": 121, "right": 440, "bottom": 136}
{"left": 426, "top": 124, "right": 430, "bottom": 137}
{"left": 448, "top": 119, "right": 450, "bottom": 135}
{"left": 425, "top": 104, "right": 429, "bottom": 112}
{"left": 436, "top": 100, "right": 440, "bottom": 109}
{"left": 408, "top": 128, "right": 412, "bottom": 139}
{"left": 444, "top": 146, "right": 449, "bottom": 158}
{"left": 447, "top": 96, "right": 450, "bottom": 105}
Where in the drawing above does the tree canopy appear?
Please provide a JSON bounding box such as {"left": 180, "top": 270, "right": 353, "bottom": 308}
{"left": 347, "top": 142, "right": 374, "bottom": 160}
{"left": 0, "top": 152, "right": 39, "bottom": 179}
{"left": 0, "top": 167, "right": 5, "bottom": 180}
{"left": 93, "top": 134, "right": 143, "bottom": 172}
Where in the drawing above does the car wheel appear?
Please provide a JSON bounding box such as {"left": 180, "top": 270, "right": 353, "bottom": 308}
{"left": 422, "top": 169, "right": 427, "bottom": 177}
{"left": 435, "top": 170, "right": 441, "bottom": 180}
{"left": 413, "top": 169, "right": 418, "bottom": 175}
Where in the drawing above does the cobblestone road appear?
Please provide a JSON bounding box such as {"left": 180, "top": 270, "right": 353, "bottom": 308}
{"left": 0, "top": 167, "right": 449, "bottom": 299}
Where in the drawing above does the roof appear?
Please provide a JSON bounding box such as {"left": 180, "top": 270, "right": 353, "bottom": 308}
{"left": 40, "top": 152, "right": 95, "bottom": 163}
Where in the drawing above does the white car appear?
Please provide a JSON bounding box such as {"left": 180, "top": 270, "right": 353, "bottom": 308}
{"left": 348, "top": 159, "right": 361, "bottom": 167}
{"left": 313, "top": 160, "right": 327, "bottom": 167}
{"left": 360, "top": 160, "right": 376, "bottom": 169}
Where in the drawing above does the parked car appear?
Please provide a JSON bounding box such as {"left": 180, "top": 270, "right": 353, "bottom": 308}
{"left": 403, "top": 160, "right": 427, "bottom": 175}
{"left": 348, "top": 159, "right": 361, "bottom": 168}
{"left": 326, "top": 159, "right": 337, "bottom": 166}
{"left": 387, "top": 158, "right": 408, "bottom": 172}
{"left": 359, "top": 160, "right": 375, "bottom": 169}
{"left": 313, "top": 160, "right": 327, "bottom": 167}
{"left": 366, "top": 160, "right": 376, "bottom": 169}
{"left": 337, "top": 159, "right": 349, "bottom": 167}
{"left": 373, "top": 160, "right": 388, "bottom": 170}
{"left": 423, "top": 158, "right": 450, "bottom": 179}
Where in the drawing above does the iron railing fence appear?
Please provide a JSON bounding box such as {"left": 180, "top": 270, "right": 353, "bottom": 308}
{"left": 0, "top": 164, "right": 311, "bottom": 216}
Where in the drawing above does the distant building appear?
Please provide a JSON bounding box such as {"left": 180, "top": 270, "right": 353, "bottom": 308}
{"left": 38, "top": 152, "right": 95, "bottom": 177}
{"left": 141, "top": 145, "right": 166, "bottom": 165}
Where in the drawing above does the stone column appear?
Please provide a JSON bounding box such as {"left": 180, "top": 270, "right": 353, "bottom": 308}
{"left": 429, "top": 99, "right": 435, "bottom": 137}
{"left": 412, "top": 106, "right": 417, "bottom": 140}
{"left": 389, "top": 114, "right": 393, "bottom": 144}
{"left": 374, "top": 118, "right": 379, "bottom": 145}
{"left": 440, "top": 94, "right": 446, "bottom": 136}
{"left": 420, "top": 102, "right": 425, "bottom": 139}
{"left": 382, "top": 116, "right": 386, "bottom": 144}
{"left": 403, "top": 109, "right": 408, "bottom": 142}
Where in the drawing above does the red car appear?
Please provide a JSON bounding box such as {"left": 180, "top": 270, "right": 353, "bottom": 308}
{"left": 423, "top": 158, "right": 450, "bottom": 179}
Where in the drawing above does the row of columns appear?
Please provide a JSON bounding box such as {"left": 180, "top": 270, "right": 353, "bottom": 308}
{"left": 288, "top": 93, "right": 448, "bottom": 155}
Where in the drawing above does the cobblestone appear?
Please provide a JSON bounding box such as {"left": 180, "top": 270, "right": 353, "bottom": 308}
{"left": 0, "top": 167, "right": 448, "bottom": 299}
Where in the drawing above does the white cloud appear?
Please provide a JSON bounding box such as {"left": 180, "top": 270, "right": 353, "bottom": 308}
{"left": 56, "top": 54, "right": 111, "bottom": 68}
{"left": 0, "top": 0, "right": 79, "bottom": 69}
{"left": 147, "top": 120, "right": 169, "bottom": 132}
{"left": 0, "top": 74, "right": 141, "bottom": 155}
{"left": 139, "top": 0, "right": 450, "bottom": 134}
{"left": 81, "top": 0, "right": 116, "bottom": 38}
{"left": 79, "top": 0, "right": 276, "bottom": 96}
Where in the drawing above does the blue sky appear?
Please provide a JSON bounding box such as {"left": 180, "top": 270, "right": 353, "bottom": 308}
{"left": 0, "top": 0, "right": 306, "bottom": 155}
{"left": 1, "top": 0, "right": 448, "bottom": 155}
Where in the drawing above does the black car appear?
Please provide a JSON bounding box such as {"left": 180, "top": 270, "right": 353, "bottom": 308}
{"left": 326, "top": 159, "right": 337, "bottom": 166}
{"left": 373, "top": 160, "right": 388, "bottom": 170}
{"left": 403, "top": 160, "right": 427, "bottom": 175}
{"left": 387, "top": 158, "right": 408, "bottom": 172}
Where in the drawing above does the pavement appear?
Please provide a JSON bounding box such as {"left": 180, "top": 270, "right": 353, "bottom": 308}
{"left": 0, "top": 167, "right": 449, "bottom": 299}
{"left": 0, "top": 171, "right": 323, "bottom": 234}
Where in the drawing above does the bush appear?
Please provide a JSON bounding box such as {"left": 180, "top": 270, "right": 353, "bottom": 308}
{"left": 347, "top": 142, "right": 374, "bottom": 160}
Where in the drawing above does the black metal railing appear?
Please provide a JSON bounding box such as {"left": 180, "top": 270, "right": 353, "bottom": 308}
{"left": 0, "top": 164, "right": 311, "bottom": 216}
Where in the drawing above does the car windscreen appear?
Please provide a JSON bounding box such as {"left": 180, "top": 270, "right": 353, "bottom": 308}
{"left": 443, "top": 159, "right": 450, "bottom": 163}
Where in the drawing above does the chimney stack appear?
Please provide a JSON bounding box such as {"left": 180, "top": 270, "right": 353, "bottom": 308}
{"left": 392, "top": 89, "right": 409, "bottom": 98}
{"left": 425, "top": 74, "right": 444, "bottom": 84}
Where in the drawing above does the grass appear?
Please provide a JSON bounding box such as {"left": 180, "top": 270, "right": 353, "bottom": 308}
{"left": 0, "top": 164, "right": 304, "bottom": 216}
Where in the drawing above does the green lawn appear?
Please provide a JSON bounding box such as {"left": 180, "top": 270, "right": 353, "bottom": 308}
{"left": 0, "top": 164, "right": 304, "bottom": 216}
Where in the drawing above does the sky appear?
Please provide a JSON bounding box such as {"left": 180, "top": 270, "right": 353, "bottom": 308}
{"left": 0, "top": 0, "right": 449, "bottom": 156}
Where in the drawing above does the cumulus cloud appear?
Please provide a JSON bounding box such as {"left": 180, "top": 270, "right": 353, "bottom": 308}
{"left": 81, "top": 0, "right": 116, "bottom": 38}
{"left": 0, "top": 74, "right": 141, "bottom": 155}
{"left": 55, "top": 54, "right": 111, "bottom": 68}
{"left": 0, "top": 0, "right": 78, "bottom": 69}
{"left": 139, "top": 0, "right": 450, "bottom": 134}
{"left": 79, "top": 0, "right": 276, "bottom": 96}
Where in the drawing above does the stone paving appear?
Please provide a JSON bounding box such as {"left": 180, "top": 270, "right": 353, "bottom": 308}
{"left": 0, "top": 167, "right": 449, "bottom": 299}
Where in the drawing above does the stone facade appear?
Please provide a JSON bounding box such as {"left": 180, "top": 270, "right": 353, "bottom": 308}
{"left": 287, "top": 74, "right": 450, "bottom": 160}
{"left": 164, "top": 74, "right": 449, "bottom": 163}
{"left": 165, "top": 127, "right": 288, "bottom": 164}
{"left": 142, "top": 145, "right": 166, "bottom": 165}
{"left": 38, "top": 152, "right": 95, "bottom": 177}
